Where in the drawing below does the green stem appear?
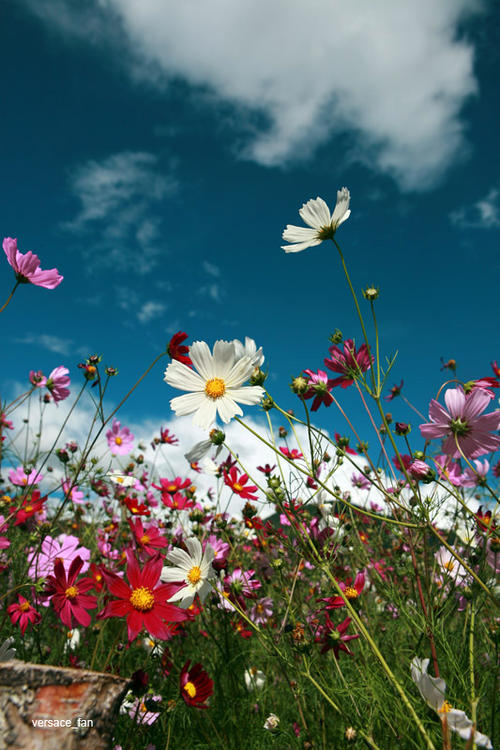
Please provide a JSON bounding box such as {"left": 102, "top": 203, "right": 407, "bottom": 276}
{"left": 0, "top": 280, "right": 20, "bottom": 314}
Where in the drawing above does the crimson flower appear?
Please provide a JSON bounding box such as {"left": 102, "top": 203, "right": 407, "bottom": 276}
{"left": 324, "top": 339, "right": 373, "bottom": 388}
{"left": 320, "top": 571, "right": 365, "bottom": 610}
{"left": 153, "top": 476, "right": 191, "bottom": 495}
{"left": 384, "top": 379, "right": 404, "bottom": 401}
{"left": 124, "top": 497, "right": 151, "bottom": 516}
{"left": 167, "top": 331, "right": 192, "bottom": 366}
{"left": 14, "top": 491, "right": 47, "bottom": 525}
{"left": 279, "top": 447, "right": 303, "bottom": 460}
{"left": 7, "top": 595, "right": 42, "bottom": 635}
{"left": 161, "top": 492, "right": 195, "bottom": 511}
{"left": 316, "top": 615, "right": 360, "bottom": 657}
{"left": 257, "top": 464, "right": 275, "bottom": 475}
{"left": 44, "top": 556, "right": 97, "bottom": 628}
{"left": 303, "top": 369, "right": 334, "bottom": 411}
{"left": 180, "top": 660, "right": 213, "bottom": 708}
{"left": 224, "top": 466, "right": 258, "bottom": 500}
{"left": 129, "top": 518, "right": 167, "bottom": 556}
{"left": 99, "top": 550, "right": 189, "bottom": 642}
{"left": 160, "top": 427, "right": 178, "bottom": 445}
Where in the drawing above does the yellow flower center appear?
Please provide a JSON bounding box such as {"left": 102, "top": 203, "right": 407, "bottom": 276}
{"left": 130, "top": 586, "right": 155, "bottom": 611}
{"left": 443, "top": 560, "right": 455, "bottom": 572}
{"left": 25, "top": 505, "right": 33, "bottom": 513}
{"left": 439, "top": 701, "right": 452, "bottom": 714}
{"left": 184, "top": 681, "right": 197, "bottom": 698}
{"left": 250, "top": 666, "right": 258, "bottom": 675}
{"left": 115, "top": 436, "right": 123, "bottom": 445}
{"left": 167, "top": 484, "right": 177, "bottom": 493}
{"left": 205, "top": 377, "right": 226, "bottom": 400}
{"left": 187, "top": 565, "right": 202, "bottom": 585}
{"left": 140, "top": 535, "right": 150, "bottom": 545}
{"left": 20, "top": 600, "right": 31, "bottom": 612}
{"left": 233, "top": 483, "right": 243, "bottom": 492}
{"left": 344, "top": 586, "right": 358, "bottom": 599}
{"left": 65, "top": 585, "right": 78, "bottom": 600}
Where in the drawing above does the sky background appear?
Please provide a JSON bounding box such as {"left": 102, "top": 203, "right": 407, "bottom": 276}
{"left": 1, "top": 0, "right": 499, "bottom": 468}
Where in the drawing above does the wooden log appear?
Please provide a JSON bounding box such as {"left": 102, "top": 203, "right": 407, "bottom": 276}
{"left": 0, "top": 660, "right": 130, "bottom": 750}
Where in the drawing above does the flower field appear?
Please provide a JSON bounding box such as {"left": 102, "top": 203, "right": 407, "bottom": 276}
{"left": 0, "top": 191, "right": 499, "bottom": 749}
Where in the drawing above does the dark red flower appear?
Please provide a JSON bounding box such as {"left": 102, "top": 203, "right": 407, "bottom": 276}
{"left": 316, "top": 615, "right": 360, "bottom": 657}
{"left": 44, "top": 556, "right": 97, "bottom": 628}
{"left": 257, "top": 463, "right": 275, "bottom": 475}
{"left": 7, "top": 595, "right": 42, "bottom": 635}
{"left": 320, "top": 572, "right": 365, "bottom": 610}
{"left": 129, "top": 518, "right": 168, "bottom": 555}
{"left": 167, "top": 332, "right": 192, "bottom": 366}
{"left": 492, "top": 360, "right": 500, "bottom": 378}
{"left": 324, "top": 339, "right": 373, "bottom": 388}
{"left": 124, "top": 497, "right": 151, "bottom": 516}
{"left": 384, "top": 379, "right": 404, "bottom": 401}
{"left": 160, "top": 427, "right": 178, "bottom": 445}
{"left": 180, "top": 660, "right": 213, "bottom": 708}
{"left": 14, "top": 491, "right": 47, "bottom": 525}
{"left": 224, "top": 466, "right": 258, "bottom": 500}
{"left": 99, "top": 549, "right": 189, "bottom": 642}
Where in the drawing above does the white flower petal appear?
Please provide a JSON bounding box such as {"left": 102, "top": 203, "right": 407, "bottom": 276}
{"left": 185, "top": 536, "right": 202, "bottom": 564}
{"left": 299, "top": 197, "right": 331, "bottom": 229}
{"left": 281, "top": 238, "right": 323, "bottom": 253}
{"left": 166, "top": 547, "right": 193, "bottom": 568}
{"left": 189, "top": 341, "right": 215, "bottom": 380}
{"left": 160, "top": 566, "right": 186, "bottom": 582}
{"left": 212, "top": 340, "right": 236, "bottom": 378}
{"left": 225, "top": 355, "right": 254, "bottom": 388}
{"left": 170, "top": 392, "right": 206, "bottom": 417}
{"left": 217, "top": 395, "right": 243, "bottom": 423}
{"left": 192, "top": 398, "right": 217, "bottom": 430}
{"left": 226, "top": 386, "right": 264, "bottom": 405}
{"left": 164, "top": 360, "right": 205, "bottom": 392}
{"left": 282, "top": 225, "right": 319, "bottom": 243}
{"left": 331, "top": 187, "right": 351, "bottom": 227}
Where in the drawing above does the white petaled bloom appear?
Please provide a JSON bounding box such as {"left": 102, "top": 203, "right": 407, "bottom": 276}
{"left": 281, "top": 188, "right": 351, "bottom": 253}
{"left": 263, "top": 713, "right": 280, "bottom": 732}
{"left": 244, "top": 667, "right": 266, "bottom": 691}
{"left": 410, "top": 658, "right": 492, "bottom": 749}
{"left": 233, "top": 337, "right": 265, "bottom": 369}
{"left": 164, "top": 340, "right": 264, "bottom": 431}
{"left": 64, "top": 629, "right": 80, "bottom": 652}
{"left": 161, "top": 536, "right": 216, "bottom": 607}
{"left": 434, "top": 547, "right": 468, "bottom": 583}
{"left": 107, "top": 471, "right": 136, "bottom": 488}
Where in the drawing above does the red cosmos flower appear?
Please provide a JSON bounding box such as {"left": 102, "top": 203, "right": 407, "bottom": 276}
{"left": 7, "top": 595, "right": 42, "bottom": 635}
{"left": 124, "top": 497, "right": 151, "bottom": 516}
{"left": 324, "top": 339, "right": 373, "bottom": 388}
{"left": 167, "top": 331, "right": 192, "bottom": 367}
{"left": 320, "top": 571, "right": 365, "bottom": 610}
{"left": 224, "top": 466, "right": 258, "bottom": 501}
{"left": 89, "top": 562, "right": 105, "bottom": 592}
{"left": 160, "top": 427, "right": 178, "bottom": 445}
{"left": 180, "top": 660, "right": 213, "bottom": 709}
{"left": 279, "top": 447, "right": 303, "bottom": 460}
{"left": 257, "top": 463, "right": 276, "bottom": 475}
{"left": 14, "top": 491, "right": 47, "bottom": 525}
{"left": 475, "top": 506, "right": 496, "bottom": 534}
{"left": 99, "top": 549, "right": 189, "bottom": 642}
{"left": 153, "top": 477, "right": 191, "bottom": 495}
{"left": 129, "top": 518, "right": 167, "bottom": 556}
{"left": 384, "top": 379, "right": 404, "bottom": 401}
{"left": 190, "top": 461, "right": 202, "bottom": 473}
{"left": 316, "top": 615, "right": 360, "bottom": 657}
{"left": 44, "top": 556, "right": 97, "bottom": 628}
{"left": 160, "top": 492, "right": 195, "bottom": 511}
{"left": 334, "top": 433, "right": 357, "bottom": 455}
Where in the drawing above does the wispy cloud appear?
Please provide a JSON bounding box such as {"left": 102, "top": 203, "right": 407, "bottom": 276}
{"left": 137, "top": 301, "right": 166, "bottom": 324}
{"left": 63, "top": 151, "right": 177, "bottom": 274}
{"left": 202, "top": 261, "right": 220, "bottom": 278}
{"left": 16, "top": 334, "right": 73, "bottom": 356}
{"left": 199, "top": 283, "right": 222, "bottom": 303}
{"left": 25, "top": 0, "right": 482, "bottom": 190}
{"left": 450, "top": 188, "right": 500, "bottom": 229}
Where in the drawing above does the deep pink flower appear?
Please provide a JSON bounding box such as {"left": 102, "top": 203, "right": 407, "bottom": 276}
{"left": 320, "top": 571, "right": 365, "bottom": 610}
{"left": 384, "top": 379, "right": 404, "bottom": 401}
{"left": 153, "top": 476, "right": 191, "bottom": 495}
{"left": 129, "top": 518, "right": 167, "bottom": 556}
{"left": 160, "top": 427, "right": 178, "bottom": 445}
{"left": 3, "top": 237, "right": 63, "bottom": 289}
{"left": 316, "top": 615, "right": 360, "bottom": 657}
{"left": 99, "top": 549, "right": 188, "bottom": 642}
{"left": 420, "top": 386, "right": 500, "bottom": 458}
{"left": 62, "top": 479, "right": 85, "bottom": 505}
{"left": 160, "top": 492, "right": 195, "bottom": 511}
{"left": 46, "top": 366, "right": 70, "bottom": 402}
{"left": 303, "top": 369, "right": 335, "bottom": 411}
{"left": 224, "top": 466, "right": 258, "bottom": 500}
{"left": 324, "top": 339, "right": 373, "bottom": 388}
{"left": 434, "top": 454, "right": 463, "bottom": 486}
{"left": 44, "top": 556, "right": 97, "bottom": 628}
{"left": 491, "top": 361, "right": 500, "bottom": 378}
{"left": 106, "top": 419, "right": 135, "bottom": 455}
{"left": 279, "top": 447, "right": 303, "bottom": 460}
{"left": 7, "top": 595, "right": 42, "bottom": 635}
{"left": 29, "top": 370, "right": 46, "bottom": 388}
{"left": 351, "top": 472, "right": 371, "bottom": 490}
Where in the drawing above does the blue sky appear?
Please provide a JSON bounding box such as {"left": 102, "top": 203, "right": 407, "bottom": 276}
{"left": 1, "top": 0, "right": 499, "bottom": 449}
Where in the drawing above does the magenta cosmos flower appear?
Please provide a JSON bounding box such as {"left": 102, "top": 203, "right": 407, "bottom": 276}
{"left": 44, "top": 556, "right": 97, "bottom": 628}
{"left": 324, "top": 339, "right": 373, "bottom": 388}
{"left": 3, "top": 237, "right": 63, "bottom": 289}
{"left": 303, "top": 369, "right": 334, "bottom": 411}
{"left": 106, "top": 418, "right": 135, "bottom": 455}
{"left": 420, "top": 386, "right": 500, "bottom": 459}
{"left": 46, "top": 366, "right": 70, "bottom": 402}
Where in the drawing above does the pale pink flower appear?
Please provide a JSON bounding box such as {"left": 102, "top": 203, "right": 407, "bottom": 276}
{"left": 434, "top": 454, "right": 463, "bottom": 486}
{"left": 62, "top": 479, "right": 85, "bottom": 505}
{"left": 250, "top": 597, "right": 273, "bottom": 625}
{"left": 351, "top": 472, "right": 371, "bottom": 490}
{"left": 8, "top": 466, "right": 43, "bottom": 486}
{"left": 46, "top": 366, "right": 70, "bottom": 402}
{"left": 460, "top": 459, "right": 489, "bottom": 487}
{"left": 3, "top": 237, "right": 63, "bottom": 289}
{"left": 420, "top": 387, "right": 500, "bottom": 458}
{"left": 29, "top": 370, "right": 46, "bottom": 388}
{"left": 106, "top": 419, "right": 135, "bottom": 455}
{"left": 27, "top": 534, "right": 91, "bottom": 580}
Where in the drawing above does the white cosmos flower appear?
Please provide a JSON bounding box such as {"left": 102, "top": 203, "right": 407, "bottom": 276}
{"left": 410, "top": 657, "right": 492, "bottom": 748}
{"left": 107, "top": 471, "right": 136, "bottom": 488}
{"left": 64, "top": 629, "right": 81, "bottom": 652}
{"left": 164, "top": 340, "right": 264, "bottom": 431}
{"left": 233, "top": 337, "right": 265, "bottom": 369}
{"left": 282, "top": 187, "right": 351, "bottom": 253}
{"left": 244, "top": 667, "right": 266, "bottom": 690}
{"left": 161, "top": 536, "right": 216, "bottom": 607}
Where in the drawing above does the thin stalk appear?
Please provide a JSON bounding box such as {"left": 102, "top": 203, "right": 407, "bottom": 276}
{"left": 0, "top": 280, "right": 20, "bottom": 314}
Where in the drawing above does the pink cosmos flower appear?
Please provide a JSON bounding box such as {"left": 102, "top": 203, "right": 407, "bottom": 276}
{"left": 62, "top": 479, "right": 85, "bottom": 505}
{"left": 46, "top": 366, "right": 70, "bottom": 402}
{"left": 303, "top": 369, "right": 335, "bottom": 411}
{"left": 127, "top": 695, "right": 162, "bottom": 725}
{"left": 3, "top": 237, "right": 63, "bottom": 289}
{"left": 106, "top": 419, "right": 135, "bottom": 455}
{"left": 420, "top": 386, "right": 500, "bottom": 458}
{"left": 0, "top": 515, "right": 10, "bottom": 550}
{"left": 434, "top": 454, "right": 463, "bottom": 486}
{"left": 460, "top": 459, "right": 489, "bottom": 487}
{"left": 249, "top": 596, "right": 273, "bottom": 625}
{"left": 28, "top": 534, "right": 91, "bottom": 580}
{"left": 29, "top": 370, "right": 47, "bottom": 388}
{"left": 8, "top": 466, "right": 44, "bottom": 487}
{"left": 279, "top": 447, "right": 303, "bottom": 460}
{"left": 324, "top": 339, "right": 373, "bottom": 388}
{"left": 351, "top": 472, "right": 371, "bottom": 490}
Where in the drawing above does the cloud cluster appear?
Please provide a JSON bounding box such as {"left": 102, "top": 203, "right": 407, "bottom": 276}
{"left": 63, "top": 151, "right": 176, "bottom": 273}
{"left": 450, "top": 187, "right": 500, "bottom": 229}
{"left": 25, "top": 0, "right": 481, "bottom": 190}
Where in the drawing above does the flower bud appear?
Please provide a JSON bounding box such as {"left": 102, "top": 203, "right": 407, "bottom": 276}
{"left": 329, "top": 329, "right": 343, "bottom": 344}
{"left": 250, "top": 367, "right": 267, "bottom": 386}
{"left": 395, "top": 422, "right": 411, "bottom": 435}
{"left": 290, "top": 376, "right": 308, "bottom": 395}
{"left": 261, "top": 396, "right": 274, "bottom": 411}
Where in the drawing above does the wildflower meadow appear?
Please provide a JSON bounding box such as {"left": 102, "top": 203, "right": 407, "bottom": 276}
{"left": 0, "top": 190, "right": 499, "bottom": 750}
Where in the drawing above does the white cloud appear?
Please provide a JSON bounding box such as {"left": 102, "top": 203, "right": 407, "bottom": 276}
{"left": 137, "top": 300, "right": 166, "bottom": 323}
{"left": 25, "top": 0, "right": 482, "bottom": 190}
{"left": 450, "top": 187, "right": 500, "bottom": 228}
{"left": 202, "top": 261, "right": 220, "bottom": 278}
{"left": 16, "top": 334, "right": 73, "bottom": 356}
{"left": 63, "top": 151, "right": 176, "bottom": 273}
